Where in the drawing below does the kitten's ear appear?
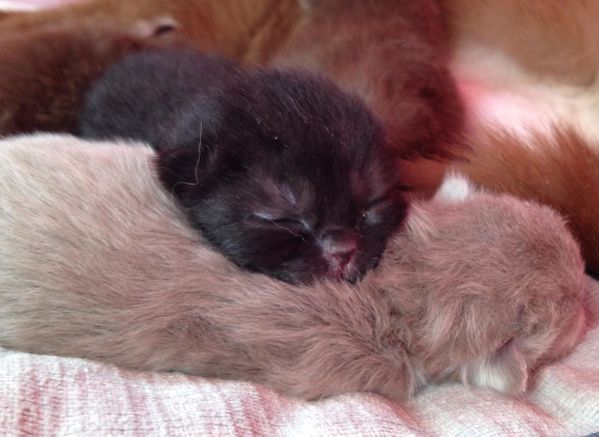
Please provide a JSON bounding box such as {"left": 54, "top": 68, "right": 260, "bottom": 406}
{"left": 154, "top": 144, "right": 216, "bottom": 198}
{"left": 461, "top": 339, "right": 528, "bottom": 396}
{"left": 130, "top": 15, "right": 179, "bottom": 40}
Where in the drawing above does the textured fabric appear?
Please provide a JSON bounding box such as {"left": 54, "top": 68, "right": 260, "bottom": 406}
{"left": 0, "top": 324, "right": 598, "bottom": 436}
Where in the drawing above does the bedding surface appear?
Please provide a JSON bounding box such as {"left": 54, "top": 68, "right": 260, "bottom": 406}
{"left": 1, "top": 322, "right": 598, "bottom": 437}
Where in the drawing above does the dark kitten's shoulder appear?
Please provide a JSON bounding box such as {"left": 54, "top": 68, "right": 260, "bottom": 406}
{"left": 79, "top": 50, "right": 240, "bottom": 149}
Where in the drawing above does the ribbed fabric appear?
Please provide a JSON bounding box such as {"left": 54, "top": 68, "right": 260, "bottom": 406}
{"left": 0, "top": 325, "right": 597, "bottom": 436}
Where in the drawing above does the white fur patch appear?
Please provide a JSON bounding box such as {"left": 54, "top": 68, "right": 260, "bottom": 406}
{"left": 434, "top": 173, "right": 476, "bottom": 203}
{"left": 461, "top": 341, "right": 528, "bottom": 396}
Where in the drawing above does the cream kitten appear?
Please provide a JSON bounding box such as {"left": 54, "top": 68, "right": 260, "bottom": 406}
{"left": 0, "top": 134, "right": 591, "bottom": 401}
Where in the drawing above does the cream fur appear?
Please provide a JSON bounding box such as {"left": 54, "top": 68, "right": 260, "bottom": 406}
{"left": 0, "top": 134, "right": 591, "bottom": 401}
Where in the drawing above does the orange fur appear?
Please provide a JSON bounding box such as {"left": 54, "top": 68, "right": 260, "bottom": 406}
{"left": 0, "top": 0, "right": 301, "bottom": 63}
{"left": 0, "top": 19, "right": 180, "bottom": 135}
{"left": 441, "top": 0, "right": 599, "bottom": 86}
{"left": 0, "top": 1, "right": 463, "bottom": 161}
{"left": 456, "top": 126, "right": 599, "bottom": 274}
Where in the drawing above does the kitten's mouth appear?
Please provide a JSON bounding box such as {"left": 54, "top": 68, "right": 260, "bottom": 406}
{"left": 336, "top": 255, "right": 382, "bottom": 284}
{"left": 327, "top": 260, "right": 360, "bottom": 283}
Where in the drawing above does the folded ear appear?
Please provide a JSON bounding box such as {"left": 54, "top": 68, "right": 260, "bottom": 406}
{"left": 460, "top": 339, "right": 529, "bottom": 396}
{"left": 154, "top": 143, "right": 216, "bottom": 199}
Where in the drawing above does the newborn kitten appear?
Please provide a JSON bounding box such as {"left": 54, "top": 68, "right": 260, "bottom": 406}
{"left": 79, "top": 50, "right": 406, "bottom": 284}
{"left": 0, "top": 18, "right": 178, "bottom": 136}
{"left": 0, "top": 0, "right": 464, "bottom": 163}
{"left": 0, "top": 134, "right": 591, "bottom": 402}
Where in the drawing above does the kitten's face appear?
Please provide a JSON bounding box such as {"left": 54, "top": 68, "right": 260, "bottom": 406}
{"left": 158, "top": 69, "right": 406, "bottom": 283}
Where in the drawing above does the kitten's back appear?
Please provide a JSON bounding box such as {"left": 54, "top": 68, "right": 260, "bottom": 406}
{"left": 78, "top": 50, "right": 239, "bottom": 148}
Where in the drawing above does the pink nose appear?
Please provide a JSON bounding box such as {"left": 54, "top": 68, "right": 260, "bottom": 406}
{"left": 320, "top": 229, "right": 358, "bottom": 272}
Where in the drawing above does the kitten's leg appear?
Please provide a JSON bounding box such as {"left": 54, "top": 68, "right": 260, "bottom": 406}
{"left": 459, "top": 339, "right": 528, "bottom": 396}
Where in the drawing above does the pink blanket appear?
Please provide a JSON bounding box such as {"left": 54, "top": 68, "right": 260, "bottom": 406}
{"left": 0, "top": 1, "right": 597, "bottom": 435}
{"left": 1, "top": 322, "right": 598, "bottom": 436}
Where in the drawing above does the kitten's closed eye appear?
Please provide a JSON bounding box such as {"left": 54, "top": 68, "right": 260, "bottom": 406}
{"left": 360, "top": 188, "right": 407, "bottom": 227}
{"left": 249, "top": 212, "right": 311, "bottom": 235}
{"left": 85, "top": 50, "right": 407, "bottom": 284}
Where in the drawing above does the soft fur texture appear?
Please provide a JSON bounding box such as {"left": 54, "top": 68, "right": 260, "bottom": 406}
{"left": 443, "top": 0, "right": 599, "bottom": 87}
{"left": 79, "top": 50, "right": 406, "bottom": 284}
{"left": 0, "top": 0, "right": 464, "bottom": 162}
{"left": 271, "top": 0, "right": 465, "bottom": 159}
{"left": 431, "top": 0, "right": 599, "bottom": 278}
{"left": 78, "top": 50, "right": 239, "bottom": 149}
{"left": 0, "top": 134, "right": 591, "bottom": 402}
{"left": 0, "top": 18, "right": 179, "bottom": 136}
{"left": 444, "top": 1, "right": 599, "bottom": 146}
{"left": 455, "top": 123, "right": 599, "bottom": 276}
{"left": 0, "top": 0, "right": 301, "bottom": 63}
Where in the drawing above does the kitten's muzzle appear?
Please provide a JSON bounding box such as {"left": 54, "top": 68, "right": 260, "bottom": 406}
{"left": 319, "top": 229, "right": 358, "bottom": 279}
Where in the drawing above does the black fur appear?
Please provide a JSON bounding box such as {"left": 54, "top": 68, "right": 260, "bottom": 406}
{"left": 78, "top": 50, "right": 237, "bottom": 149}
{"left": 79, "top": 50, "right": 407, "bottom": 284}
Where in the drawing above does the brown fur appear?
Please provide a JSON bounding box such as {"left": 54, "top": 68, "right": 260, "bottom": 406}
{"left": 442, "top": 0, "right": 599, "bottom": 87}
{"left": 271, "top": 0, "right": 465, "bottom": 159}
{"left": 0, "top": 134, "right": 590, "bottom": 401}
{"left": 0, "top": 0, "right": 301, "bottom": 63}
{"left": 0, "top": 1, "right": 462, "bottom": 161}
{"left": 0, "top": 19, "right": 181, "bottom": 136}
{"left": 455, "top": 125, "right": 599, "bottom": 275}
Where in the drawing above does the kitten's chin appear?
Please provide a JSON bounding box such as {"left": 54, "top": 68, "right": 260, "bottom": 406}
{"left": 266, "top": 265, "right": 361, "bottom": 285}
{"left": 248, "top": 250, "right": 383, "bottom": 285}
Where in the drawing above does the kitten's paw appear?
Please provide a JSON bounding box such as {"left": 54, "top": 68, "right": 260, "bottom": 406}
{"left": 131, "top": 15, "right": 179, "bottom": 39}
{"left": 460, "top": 340, "right": 528, "bottom": 396}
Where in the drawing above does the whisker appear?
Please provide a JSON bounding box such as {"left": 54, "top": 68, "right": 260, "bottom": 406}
{"left": 269, "top": 220, "right": 308, "bottom": 243}
{"left": 175, "top": 123, "right": 203, "bottom": 189}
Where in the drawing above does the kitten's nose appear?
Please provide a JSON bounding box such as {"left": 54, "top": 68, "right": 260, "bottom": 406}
{"left": 320, "top": 229, "right": 358, "bottom": 272}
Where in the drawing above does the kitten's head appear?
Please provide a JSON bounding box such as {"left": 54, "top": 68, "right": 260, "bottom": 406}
{"left": 157, "top": 69, "right": 406, "bottom": 283}
{"left": 381, "top": 174, "right": 591, "bottom": 396}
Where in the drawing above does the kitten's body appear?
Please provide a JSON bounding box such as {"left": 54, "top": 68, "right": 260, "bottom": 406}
{"left": 79, "top": 50, "right": 406, "bottom": 284}
{"left": 0, "top": 19, "right": 178, "bottom": 136}
{"left": 0, "top": 0, "right": 463, "bottom": 161}
{"left": 0, "top": 0, "right": 301, "bottom": 64}
{"left": 271, "top": 0, "right": 465, "bottom": 158}
{"left": 0, "top": 134, "right": 590, "bottom": 401}
{"left": 78, "top": 50, "right": 239, "bottom": 149}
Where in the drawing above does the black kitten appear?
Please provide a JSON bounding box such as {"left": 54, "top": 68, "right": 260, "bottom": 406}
{"left": 79, "top": 50, "right": 407, "bottom": 284}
